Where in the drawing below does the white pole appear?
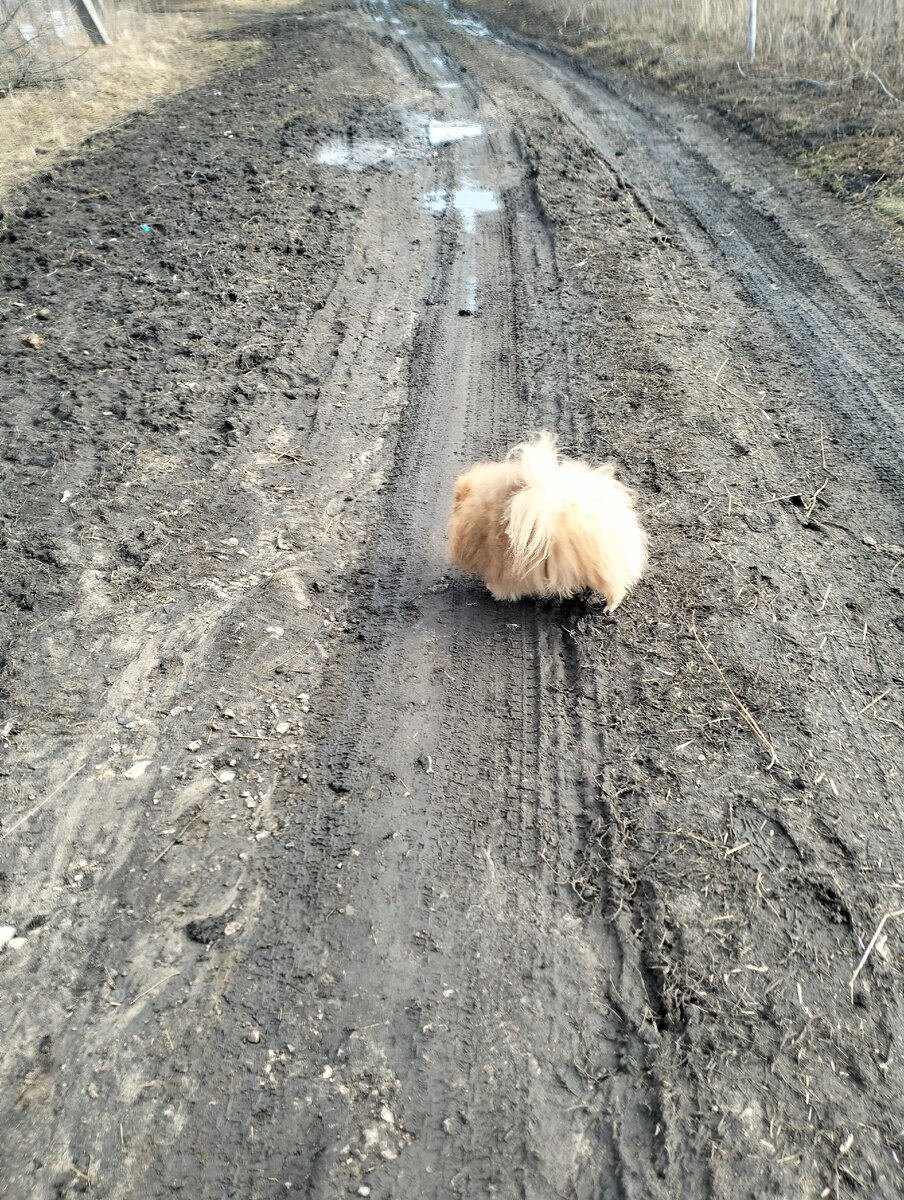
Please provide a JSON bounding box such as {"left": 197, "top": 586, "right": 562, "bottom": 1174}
{"left": 747, "top": 0, "right": 757, "bottom": 63}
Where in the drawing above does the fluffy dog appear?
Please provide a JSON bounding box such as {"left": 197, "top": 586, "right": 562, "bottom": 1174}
{"left": 448, "top": 431, "right": 647, "bottom": 608}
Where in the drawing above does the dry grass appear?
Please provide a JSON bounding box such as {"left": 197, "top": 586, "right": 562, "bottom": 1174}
{"left": 558, "top": 0, "right": 904, "bottom": 89}
{"left": 0, "top": 0, "right": 311, "bottom": 203}
{"left": 875, "top": 187, "right": 904, "bottom": 223}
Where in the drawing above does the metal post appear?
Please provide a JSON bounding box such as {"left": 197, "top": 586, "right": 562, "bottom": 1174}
{"left": 747, "top": 0, "right": 757, "bottom": 63}
{"left": 70, "top": 0, "right": 110, "bottom": 45}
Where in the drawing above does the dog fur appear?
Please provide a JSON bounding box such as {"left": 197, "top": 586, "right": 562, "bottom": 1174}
{"left": 447, "top": 431, "right": 647, "bottom": 608}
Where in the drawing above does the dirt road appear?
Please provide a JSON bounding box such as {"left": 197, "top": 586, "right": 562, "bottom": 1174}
{"left": 2, "top": 2, "right": 904, "bottom": 1196}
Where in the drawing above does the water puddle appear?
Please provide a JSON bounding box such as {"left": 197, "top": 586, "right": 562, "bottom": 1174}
{"left": 460, "top": 274, "right": 478, "bottom": 315}
{"left": 421, "top": 184, "right": 500, "bottom": 233}
{"left": 315, "top": 139, "right": 397, "bottom": 171}
{"left": 448, "top": 16, "right": 490, "bottom": 38}
{"left": 426, "top": 119, "right": 483, "bottom": 146}
{"left": 315, "top": 111, "right": 484, "bottom": 176}
{"left": 435, "top": 81, "right": 461, "bottom": 90}
{"left": 422, "top": 190, "right": 447, "bottom": 216}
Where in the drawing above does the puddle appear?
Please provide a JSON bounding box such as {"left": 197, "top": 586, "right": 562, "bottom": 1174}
{"left": 422, "top": 190, "right": 447, "bottom": 216}
{"left": 421, "top": 184, "right": 500, "bottom": 233}
{"left": 461, "top": 274, "right": 477, "bottom": 315}
{"left": 435, "top": 81, "right": 461, "bottom": 90}
{"left": 315, "top": 111, "right": 483, "bottom": 176}
{"left": 315, "top": 138, "right": 397, "bottom": 171}
{"left": 427, "top": 119, "right": 483, "bottom": 146}
{"left": 453, "top": 184, "right": 499, "bottom": 232}
{"left": 448, "top": 16, "right": 490, "bottom": 38}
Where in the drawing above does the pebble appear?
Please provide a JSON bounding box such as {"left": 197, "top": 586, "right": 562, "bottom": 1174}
{"left": 216, "top": 768, "right": 236, "bottom": 784}
{"left": 187, "top": 740, "right": 202, "bottom": 752}
{"left": 0, "top": 925, "right": 17, "bottom": 949}
{"left": 7, "top": 937, "right": 27, "bottom": 951}
{"left": 124, "top": 760, "right": 151, "bottom": 779}
{"left": 246, "top": 1030, "right": 261, "bottom": 1044}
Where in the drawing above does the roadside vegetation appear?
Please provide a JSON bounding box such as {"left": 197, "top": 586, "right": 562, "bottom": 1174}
{"left": 0, "top": 0, "right": 304, "bottom": 203}
{"left": 471, "top": 0, "right": 904, "bottom": 229}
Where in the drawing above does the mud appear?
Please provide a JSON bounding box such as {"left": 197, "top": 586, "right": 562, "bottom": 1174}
{"left": 2, "top": 2, "right": 904, "bottom": 1197}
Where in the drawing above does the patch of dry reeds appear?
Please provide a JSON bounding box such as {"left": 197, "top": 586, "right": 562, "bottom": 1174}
{"left": 559, "top": 0, "right": 904, "bottom": 91}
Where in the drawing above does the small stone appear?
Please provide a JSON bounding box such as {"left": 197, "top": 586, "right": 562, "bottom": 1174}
{"left": 380, "top": 1106, "right": 394, "bottom": 1125}
{"left": 187, "top": 740, "right": 202, "bottom": 752}
{"left": 0, "top": 926, "right": 17, "bottom": 949}
{"left": 22, "top": 332, "right": 44, "bottom": 350}
{"left": 358, "top": 1188, "right": 371, "bottom": 1197}
{"left": 7, "top": 937, "right": 27, "bottom": 950}
{"left": 246, "top": 1030, "right": 261, "bottom": 1044}
{"left": 124, "top": 760, "right": 151, "bottom": 779}
{"left": 216, "top": 768, "right": 236, "bottom": 784}
{"left": 275, "top": 721, "right": 290, "bottom": 734}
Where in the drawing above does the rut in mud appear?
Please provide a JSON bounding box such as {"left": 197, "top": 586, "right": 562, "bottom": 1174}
{"left": 2, "top": 2, "right": 904, "bottom": 1198}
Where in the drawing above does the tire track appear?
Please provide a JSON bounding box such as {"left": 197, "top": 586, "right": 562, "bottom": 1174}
{"left": 459, "top": 23, "right": 904, "bottom": 497}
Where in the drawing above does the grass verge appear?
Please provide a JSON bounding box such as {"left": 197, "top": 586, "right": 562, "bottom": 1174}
{"left": 466, "top": 0, "right": 904, "bottom": 233}
{"left": 0, "top": 0, "right": 311, "bottom": 204}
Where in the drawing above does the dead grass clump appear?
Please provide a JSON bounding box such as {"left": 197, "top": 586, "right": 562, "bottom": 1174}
{"left": 874, "top": 186, "right": 904, "bottom": 226}
{"left": 559, "top": 0, "right": 904, "bottom": 91}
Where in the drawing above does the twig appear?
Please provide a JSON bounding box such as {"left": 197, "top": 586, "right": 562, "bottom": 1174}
{"left": 691, "top": 612, "right": 777, "bottom": 767}
{"left": 273, "top": 635, "right": 316, "bottom": 670}
{"left": 152, "top": 806, "right": 207, "bottom": 865}
{"left": 803, "top": 478, "right": 828, "bottom": 519}
{"left": 0, "top": 765, "right": 84, "bottom": 842}
{"left": 850, "top": 909, "right": 904, "bottom": 999}
{"left": 870, "top": 71, "right": 901, "bottom": 103}
{"left": 857, "top": 689, "right": 890, "bottom": 718}
{"left": 130, "top": 972, "right": 180, "bottom": 1007}
{"left": 874, "top": 713, "right": 904, "bottom": 733}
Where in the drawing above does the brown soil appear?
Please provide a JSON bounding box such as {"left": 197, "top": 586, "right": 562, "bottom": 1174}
{"left": 2, "top": 2, "right": 904, "bottom": 1197}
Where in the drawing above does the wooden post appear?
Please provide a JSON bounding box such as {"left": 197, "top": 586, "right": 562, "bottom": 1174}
{"left": 70, "top": 0, "right": 110, "bottom": 45}
{"left": 746, "top": 0, "right": 757, "bottom": 63}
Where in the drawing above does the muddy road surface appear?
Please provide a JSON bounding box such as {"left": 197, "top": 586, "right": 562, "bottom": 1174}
{"left": 2, "top": 2, "right": 904, "bottom": 1196}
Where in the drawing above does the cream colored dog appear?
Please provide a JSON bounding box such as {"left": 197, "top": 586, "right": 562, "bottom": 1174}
{"left": 448, "top": 431, "right": 647, "bottom": 608}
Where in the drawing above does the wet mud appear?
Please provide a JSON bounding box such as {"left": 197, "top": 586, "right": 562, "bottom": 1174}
{"left": 2, "top": 2, "right": 904, "bottom": 1197}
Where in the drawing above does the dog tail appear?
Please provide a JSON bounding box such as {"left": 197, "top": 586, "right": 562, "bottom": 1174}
{"left": 505, "top": 431, "right": 648, "bottom": 606}
{"left": 504, "top": 431, "right": 565, "bottom": 570}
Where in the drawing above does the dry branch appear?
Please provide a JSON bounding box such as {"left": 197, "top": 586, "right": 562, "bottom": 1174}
{"left": 690, "top": 611, "right": 777, "bottom": 768}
